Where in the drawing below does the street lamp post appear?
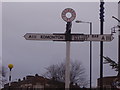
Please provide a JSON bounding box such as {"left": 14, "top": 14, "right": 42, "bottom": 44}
{"left": 8, "top": 64, "right": 13, "bottom": 89}
{"left": 75, "top": 20, "right": 92, "bottom": 89}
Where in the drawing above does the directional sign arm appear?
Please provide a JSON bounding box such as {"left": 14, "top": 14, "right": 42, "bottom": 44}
{"left": 24, "top": 33, "right": 66, "bottom": 41}
{"left": 24, "top": 33, "right": 114, "bottom": 42}
{"left": 71, "top": 34, "right": 114, "bottom": 42}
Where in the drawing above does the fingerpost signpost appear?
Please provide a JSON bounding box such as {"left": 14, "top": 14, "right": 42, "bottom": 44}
{"left": 24, "top": 8, "right": 114, "bottom": 89}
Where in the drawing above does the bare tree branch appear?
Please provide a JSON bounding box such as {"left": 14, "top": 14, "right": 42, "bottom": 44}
{"left": 43, "top": 60, "right": 88, "bottom": 87}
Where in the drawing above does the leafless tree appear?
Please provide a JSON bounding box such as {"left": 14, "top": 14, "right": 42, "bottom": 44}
{"left": 43, "top": 60, "right": 89, "bottom": 87}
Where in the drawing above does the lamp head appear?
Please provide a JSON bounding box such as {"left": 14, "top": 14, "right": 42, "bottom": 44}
{"left": 112, "top": 16, "right": 120, "bottom": 23}
{"left": 75, "top": 20, "right": 84, "bottom": 23}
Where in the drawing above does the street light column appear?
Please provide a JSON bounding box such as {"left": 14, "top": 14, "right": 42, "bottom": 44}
{"left": 89, "top": 22, "right": 92, "bottom": 89}
{"left": 75, "top": 20, "right": 92, "bottom": 89}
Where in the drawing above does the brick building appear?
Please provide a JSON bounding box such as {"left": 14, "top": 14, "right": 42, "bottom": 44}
{"left": 2, "top": 74, "right": 80, "bottom": 90}
{"left": 97, "top": 76, "right": 120, "bottom": 89}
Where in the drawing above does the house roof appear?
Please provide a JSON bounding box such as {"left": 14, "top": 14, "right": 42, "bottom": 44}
{"left": 3, "top": 74, "right": 80, "bottom": 89}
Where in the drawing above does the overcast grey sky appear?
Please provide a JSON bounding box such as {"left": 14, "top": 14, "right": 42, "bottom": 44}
{"left": 2, "top": 2, "right": 118, "bottom": 87}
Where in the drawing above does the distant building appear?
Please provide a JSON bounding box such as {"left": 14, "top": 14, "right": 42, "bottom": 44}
{"left": 2, "top": 74, "right": 80, "bottom": 90}
{"left": 97, "top": 76, "right": 119, "bottom": 89}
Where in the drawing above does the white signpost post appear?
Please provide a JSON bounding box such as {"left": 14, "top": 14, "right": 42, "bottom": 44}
{"left": 24, "top": 8, "right": 114, "bottom": 89}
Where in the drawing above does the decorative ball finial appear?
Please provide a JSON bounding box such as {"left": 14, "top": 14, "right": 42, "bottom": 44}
{"left": 8, "top": 64, "right": 14, "bottom": 70}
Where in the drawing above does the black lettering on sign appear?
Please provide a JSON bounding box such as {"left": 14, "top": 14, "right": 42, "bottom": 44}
{"left": 28, "top": 35, "right": 31, "bottom": 38}
{"left": 74, "top": 35, "right": 79, "bottom": 40}
{"left": 84, "top": 35, "right": 89, "bottom": 40}
{"left": 29, "top": 35, "right": 36, "bottom": 38}
{"left": 41, "top": 35, "right": 43, "bottom": 38}
{"left": 73, "top": 35, "right": 85, "bottom": 41}
{"left": 92, "top": 35, "right": 98, "bottom": 38}
{"left": 101, "top": 36, "right": 105, "bottom": 40}
{"left": 106, "top": 36, "right": 111, "bottom": 41}
{"left": 41, "top": 35, "right": 45, "bottom": 39}
{"left": 57, "top": 36, "right": 64, "bottom": 39}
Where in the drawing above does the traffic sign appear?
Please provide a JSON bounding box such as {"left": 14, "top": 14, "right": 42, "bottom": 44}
{"left": 24, "top": 33, "right": 114, "bottom": 42}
